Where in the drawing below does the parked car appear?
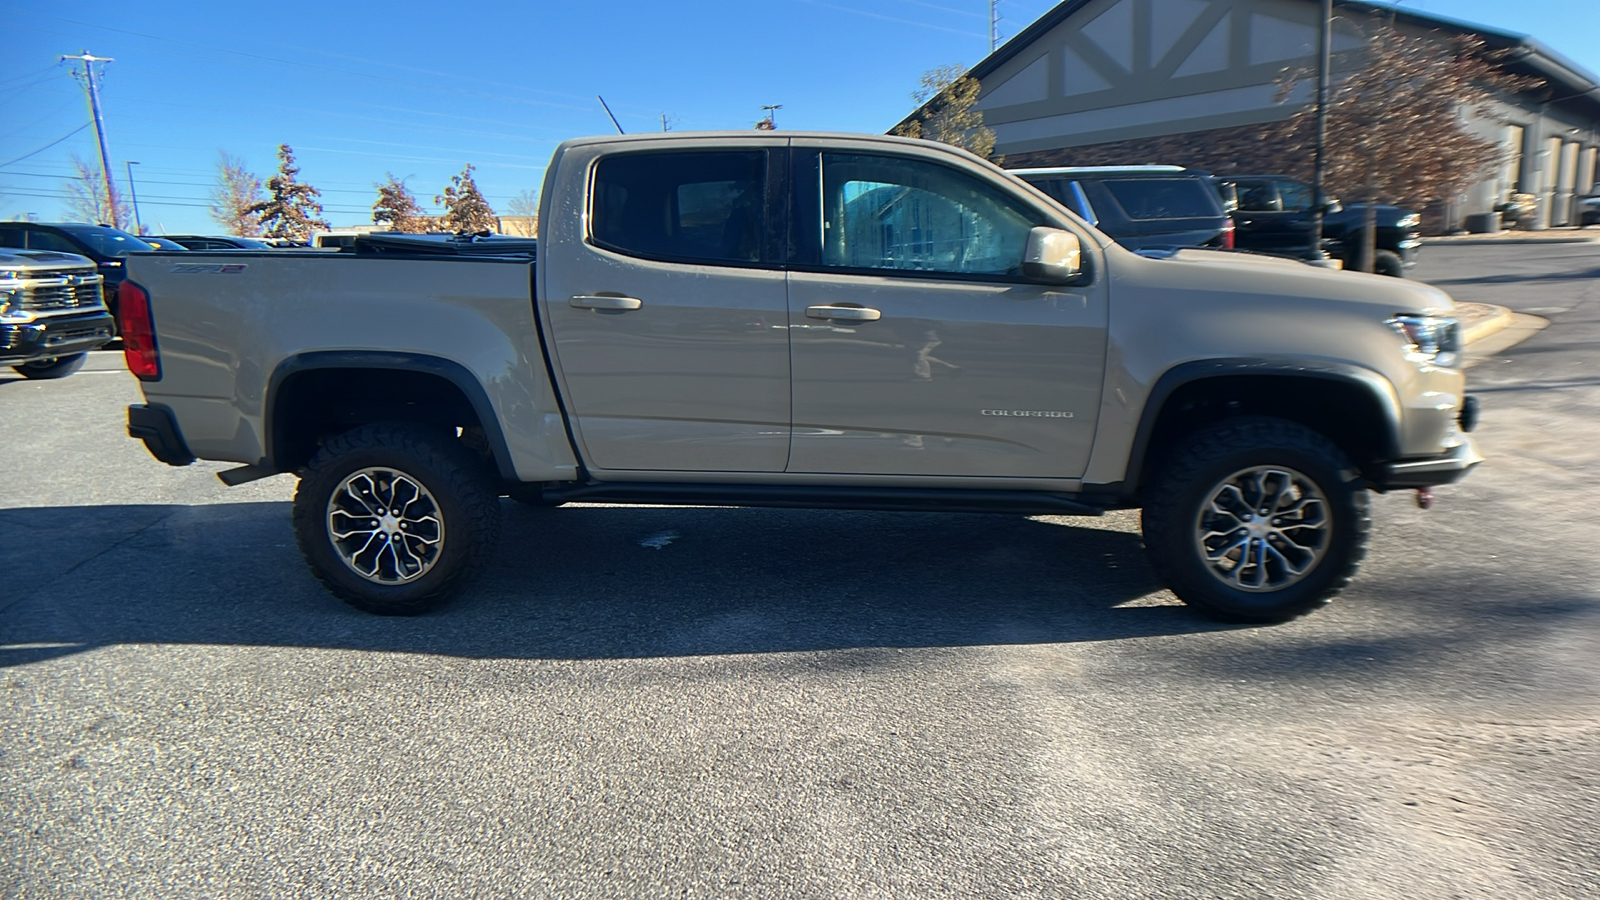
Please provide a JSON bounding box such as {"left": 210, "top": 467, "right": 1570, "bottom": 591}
{"left": 0, "top": 222, "right": 157, "bottom": 323}
{"left": 123, "top": 131, "right": 1480, "bottom": 624}
{"left": 1215, "top": 175, "right": 1421, "bottom": 276}
{"left": 140, "top": 236, "right": 190, "bottom": 251}
{"left": 1009, "top": 165, "right": 1234, "bottom": 251}
{"left": 157, "top": 235, "right": 277, "bottom": 251}
{"left": 1578, "top": 195, "right": 1600, "bottom": 227}
{"left": 0, "top": 248, "right": 115, "bottom": 378}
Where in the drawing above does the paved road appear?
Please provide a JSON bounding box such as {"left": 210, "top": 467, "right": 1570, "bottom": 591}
{"left": 3, "top": 243, "right": 1597, "bottom": 898}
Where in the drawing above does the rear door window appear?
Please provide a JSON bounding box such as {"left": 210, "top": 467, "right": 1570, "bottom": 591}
{"left": 591, "top": 150, "right": 768, "bottom": 266}
{"left": 1099, "top": 178, "right": 1221, "bottom": 220}
{"left": 1277, "top": 181, "right": 1313, "bottom": 212}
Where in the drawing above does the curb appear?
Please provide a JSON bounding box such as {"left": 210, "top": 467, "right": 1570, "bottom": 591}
{"left": 1425, "top": 234, "right": 1600, "bottom": 247}
{"left": 1458, "top": 303, "right": 1515, "bottom": 345}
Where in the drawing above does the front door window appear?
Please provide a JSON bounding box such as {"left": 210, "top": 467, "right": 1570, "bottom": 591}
{"left": 820, "top": 153, "right": 1040, "bottom": 278}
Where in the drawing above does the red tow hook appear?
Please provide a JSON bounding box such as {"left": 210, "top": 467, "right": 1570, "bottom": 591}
{"left": 1415, "top": 487, "right": 1434, "bottom": 510}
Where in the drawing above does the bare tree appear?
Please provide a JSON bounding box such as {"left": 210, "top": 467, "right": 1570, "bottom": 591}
{"left": 246, "top": 144, "right": 330, "bottom": 241}
{"left": 210, "top": 152, "right": 265, "bottom": 237}
{"left": 436, "top": 164, "right": 497, "bottom": 233}
{"left": 372, "top": 174, "right": 428, "bottom": 233}
{"left": 501, "top": 188, "right": 539, "bottom": 237}
{"left": 891, "top": 65, "right": 997, "bottom": 161}
{"left": 1273, "top": 24, "right": 1538, "bottom": 264}
{"left": 62, "top": 153, "right": 132, "bottom": 226}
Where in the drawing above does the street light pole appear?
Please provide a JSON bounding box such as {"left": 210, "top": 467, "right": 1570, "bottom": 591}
{"left": 1310, "top": 0, "right": 1332, "bottom": 261}
{"left": 126, "top": 161, "right": 142, "bottom": 234}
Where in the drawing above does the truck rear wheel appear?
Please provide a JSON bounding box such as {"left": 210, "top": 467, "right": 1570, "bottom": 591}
{"left": 1141, "top": 417, "right": 1370, "bottom": 623}
{"left": 12, "top": 354, "right": 87, "bottom": 379}
{"left": 292, "top": 422, "right": 501, "bottom": 615}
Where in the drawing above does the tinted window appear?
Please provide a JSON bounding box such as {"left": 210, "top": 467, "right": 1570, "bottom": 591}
{"left": 821, "top": 153, "right": 1040, "bottom": 276}
{"left": 0, "top": 228, "right": 22, "bottom": 249}
{"left": 591, "top": 151, "right": 766, "bottom": 265}
{"left": 54, "top": 225, "right": 149, "bottom": 257}
{"left": 1100, "top": 179, "right": 1221, "bottom": 219}
{"left": 1234, "top": 182, "right": 1280, "bottom": 212}
{"left": 1277, "top": 181, "right": 1313, "bottom": 212}
{"left": 27, "top": 231, "right": 84, "bottom": 254}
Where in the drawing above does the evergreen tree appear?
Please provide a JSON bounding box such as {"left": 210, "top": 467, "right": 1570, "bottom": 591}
{"left": 372, "top": 173, "right": 428, "bottom": 233}
{"left": 246, "top": 144, "right": 330, "bottom": 241}
{"left": 435, "top": 164, "right": 497, "bottom": 233}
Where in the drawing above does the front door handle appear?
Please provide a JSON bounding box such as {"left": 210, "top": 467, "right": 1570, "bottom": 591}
{"left": 570, "top": 295, "right": 643, "bottom": 310}
{"left": 805, "top": 305, "right": 881, "bottom": 322}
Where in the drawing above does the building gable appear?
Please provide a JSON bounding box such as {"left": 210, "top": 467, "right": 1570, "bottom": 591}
{"left": 970, "top": 0, "right": 1367, "bottom": 156}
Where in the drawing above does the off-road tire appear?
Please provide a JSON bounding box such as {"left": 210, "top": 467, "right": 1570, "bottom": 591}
{"left": 1141, "top": 416, "right": 1370, "bottom": 623}
{"left": 293, "top": 422, "right": 501, "bottom": 615}
{"left": 12, "top": 354, "right": 87, "bottom": 379}
{"left": 1372, "top": 249, "right": 1406, "bottom": 278}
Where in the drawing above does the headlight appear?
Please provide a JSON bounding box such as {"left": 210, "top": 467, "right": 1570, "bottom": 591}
{"left": 1389, "top": 314, "right": 1461, "bottom": 368}
{"left": 1396, "top": 213, "right": 1421, "bottom": 229}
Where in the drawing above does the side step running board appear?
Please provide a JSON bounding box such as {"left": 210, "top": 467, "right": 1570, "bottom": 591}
{"left": 538, "top": 482, "right": 1104, "bottom": 516}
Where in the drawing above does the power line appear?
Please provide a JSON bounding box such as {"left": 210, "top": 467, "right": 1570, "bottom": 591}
{"left": 0, "top": 122, "right": 91, "bottom": 169}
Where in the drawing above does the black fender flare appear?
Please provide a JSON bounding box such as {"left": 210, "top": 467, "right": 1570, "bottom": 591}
{"left": 1118, "top": 357, "right": 1402, "bottom": 493}
{"left": 264, "top": 350, "right": 518, "bottom": 481}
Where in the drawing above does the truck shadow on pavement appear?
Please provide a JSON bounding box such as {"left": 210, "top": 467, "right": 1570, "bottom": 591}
{"left": 0, "top": 500, "right": 1237, "bottom": 667}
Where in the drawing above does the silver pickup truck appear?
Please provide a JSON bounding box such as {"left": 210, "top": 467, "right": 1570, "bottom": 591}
{"left": 122, "top": 131, "right": 1480, "bottom": 623}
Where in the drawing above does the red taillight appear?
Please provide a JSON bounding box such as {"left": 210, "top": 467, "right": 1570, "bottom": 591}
{"left": 1221, "top": 221, "right": 1235, "bottom": 249}
{"left": 119, "top": 280, "right": 161, "bottom": 380}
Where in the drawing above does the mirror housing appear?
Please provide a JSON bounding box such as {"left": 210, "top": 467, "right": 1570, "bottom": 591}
{"left": 1022, "top": 227, "right": 1081, "bottom": 284}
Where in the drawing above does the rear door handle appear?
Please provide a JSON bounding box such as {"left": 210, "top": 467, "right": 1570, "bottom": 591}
{"left": 805, "top": 305, "right": 881, "bottom": 322}
{"left": 570, "top": 295, "right": 643, "bottom": 310}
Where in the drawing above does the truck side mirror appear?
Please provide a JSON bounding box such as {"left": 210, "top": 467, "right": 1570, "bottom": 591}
{"left": 1022, "top": 227, "right": 1081, "bottom": 284}
{"left": 1322, "top": 198, "right": 1343, "bottom": 215}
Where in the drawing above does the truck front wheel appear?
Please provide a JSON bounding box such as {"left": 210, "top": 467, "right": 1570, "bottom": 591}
{"left": 1141, "top": 417, "right": 1370, "bottom": 622}
{"left": 1372, "top": 249, "right": 1406, "bottom": 278}
{"left": 11, "top": 354, "right": 88, "bottom": 379}
{"left": 292, "top": 422, "right": 501, "bottom": 615}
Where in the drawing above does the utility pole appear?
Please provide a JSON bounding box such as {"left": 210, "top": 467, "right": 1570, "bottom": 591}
{"left": 126, "top": 161, "right": 142, "bottom": 234}
{"left": 761, "top": 104, "right": 782, "bottom": 130}
{"left": 989, "top": 1, "right": 1000, "bottom": 53}
{"left": 1309, "top": 0, "right": 1332, "bottom": 262}
{"left": 61, "top": 51, "right": 120, "bottom": 229}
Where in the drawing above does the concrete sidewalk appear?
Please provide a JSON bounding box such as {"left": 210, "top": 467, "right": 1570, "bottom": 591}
{"left": 1426, "top": 227, "right": 1600, "bottom": 247}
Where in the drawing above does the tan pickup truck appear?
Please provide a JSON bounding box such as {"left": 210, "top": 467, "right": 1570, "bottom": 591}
{"left": 121, "top": 132, "right": 1480, "bottom": 622}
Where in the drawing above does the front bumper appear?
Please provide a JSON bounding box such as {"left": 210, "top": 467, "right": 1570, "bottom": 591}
{"left": 0, "top": 312, "right": 115, "bottom": 366}
{"left": 1373, "top": 435, "right": 1483, "bottom": 490}
{"left": 128, "top": 403, "right": 196, "bottom": 466}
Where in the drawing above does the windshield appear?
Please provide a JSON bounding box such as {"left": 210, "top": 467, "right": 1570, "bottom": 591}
{"left": 56, "top": 225, "right": 154, "bottom": 257}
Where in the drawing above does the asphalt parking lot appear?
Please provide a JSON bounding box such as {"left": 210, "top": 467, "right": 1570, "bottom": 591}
{"left": 3, "top": 240, "right": 1598, "bottom": 898}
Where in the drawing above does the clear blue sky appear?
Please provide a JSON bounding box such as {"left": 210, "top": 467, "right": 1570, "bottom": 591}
{"left": 3, "top": 0, "right": 1596, "bottom": 234}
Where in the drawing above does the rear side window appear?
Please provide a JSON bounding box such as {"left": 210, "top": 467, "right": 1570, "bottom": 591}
{"left": 591, "top": 151, "right": 766, "bottom": 265}
{"left": 1099, "top": 179, "right": 1222, "bottom": 220}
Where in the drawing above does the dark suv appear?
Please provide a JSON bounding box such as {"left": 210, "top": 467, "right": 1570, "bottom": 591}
{"left": 158, "top": 234, "right": 277, "bottom": 250}
{"left": 0, "top": 222, "right": 157, "bottom": 322}
{"left": 1216, "top": 175, "right": 1422, "bottom": 277}
{"left": 1010, "top": 166, "right": 1234, "bottom": 252}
